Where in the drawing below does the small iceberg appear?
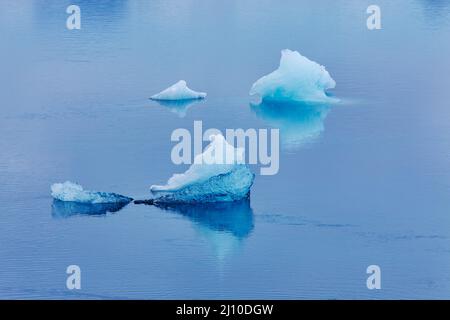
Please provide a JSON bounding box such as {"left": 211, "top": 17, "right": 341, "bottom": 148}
{"left": 150, "top": 80, "right": 206, "bottom": 101}
{"left": 250, "top": 49, "right": 337, "bottom": 103}
{"left": 51, "top": 181, "right": 133, "bottom": 204}
{"left": 150, "top": 134, "right": 255, "bottom": 203}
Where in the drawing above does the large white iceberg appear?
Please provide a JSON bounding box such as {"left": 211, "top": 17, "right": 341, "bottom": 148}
{"left": 150, "top": 80, "right": 206, "bottom": 101}
{"left": 250, "top": 49, "right": 336, "bottom": 103}
{"left": 150, "top": 134, "right": 255, "bottom": 203}
{"left": 51, "top": 181, "right": 132, "bottom": 204}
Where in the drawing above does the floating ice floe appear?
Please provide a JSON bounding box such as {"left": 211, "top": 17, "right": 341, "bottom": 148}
{"left": 51, "top": 181, "right": 133, "bottom": 204}
{"left": 150, "top": 80, "right": 206, "bottom": 101}
{"left": 150, "top": 134, "right": 255, "bottom": 203}
{"left": 250, "top": 49, "right": 337, "bottom": 103}
{"left": 154, "top": 200, "right": 254, "bottom": 259}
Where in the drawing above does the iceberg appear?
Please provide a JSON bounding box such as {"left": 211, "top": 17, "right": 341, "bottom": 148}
{"left": 250, "top": 49, "right": 337, "bottom": 103}
{"left": 150, "top": 80, "right": 206, "bottom": 101}
{"left": 51, "top": 181, "right": 133, "bottom": 204}
{"left": 150, "top": 134, "right": 255, "bottom": 203}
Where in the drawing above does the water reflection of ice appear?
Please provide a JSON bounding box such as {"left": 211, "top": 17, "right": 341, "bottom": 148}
{"left": 154, "top": 200, "right": 254, "bottom": 260}
{"left": 251, "top": 101, "right": 331, "bottom": 150}
{"left": 151, "top": 99, "right": 203, "bottom": 118}
{"left": 51, "top": 199, "right": 130, "bottom": 218}
{"left": 417, "top": 0, "right": 450, "bottom": 26}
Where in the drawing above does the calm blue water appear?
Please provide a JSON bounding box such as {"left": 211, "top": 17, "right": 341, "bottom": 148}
{"left": 1, "top": 0, "right": 450, "bottom": 299}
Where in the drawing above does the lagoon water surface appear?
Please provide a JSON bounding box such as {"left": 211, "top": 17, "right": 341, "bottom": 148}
{"left": 1, "top": 0, "right": 450, "bottom": 299}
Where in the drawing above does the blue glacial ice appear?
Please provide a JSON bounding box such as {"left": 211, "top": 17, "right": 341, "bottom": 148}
{"left": 150, "top": 80, "right": 206, "bottom": 101}
{"left": 150, "top": 134, "right": 255, "bottom": 203}
{"left": 250, "top": 49, "right": 337, "bottom": 103}
{"left": 51, "top": 181, "right": 133, "bottom": 204}
{"left": 52, "top": 200, "right": 130, "bottom": 218}
{"left": 153, "top": 99, "right": 201, "bottom": 118}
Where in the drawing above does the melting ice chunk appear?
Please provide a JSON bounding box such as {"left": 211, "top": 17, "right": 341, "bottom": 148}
{"left": 51, "top": 181, "right": 132, "bottom": 204}
{"left": 150, "top": 80, "right": 206, "bottom": 101}
{"left": 150, "top": 134, "right": 255, "bottom": 203}
{"left": 250, "top": 49, "right": 337, "bottom": 103}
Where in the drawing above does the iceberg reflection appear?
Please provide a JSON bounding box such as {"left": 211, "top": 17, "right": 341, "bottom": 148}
{"left": 251, "top": 100, "right": 331, "bottom": 150}
{"left": 154, "top": 200, "right": 254, "bottom": 259}
{"left": 151, "top": 99, "right": 202, "bottom": 118}
{"left": 51, "top": 199, "right": 130, "bottom": 218}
